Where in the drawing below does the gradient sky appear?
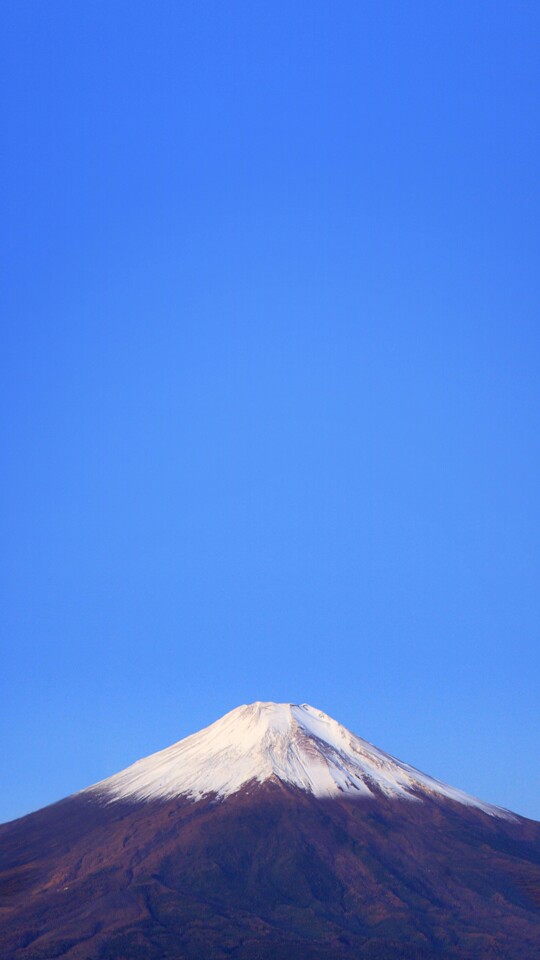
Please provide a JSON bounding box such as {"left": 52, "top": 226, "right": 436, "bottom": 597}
{"left": 1, "top": 2, "right": 539, "bottom": 823}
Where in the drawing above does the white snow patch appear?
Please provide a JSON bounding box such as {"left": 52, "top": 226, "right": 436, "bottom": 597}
{"left": 83, "top": 701, "right": 513, "bottom": 819}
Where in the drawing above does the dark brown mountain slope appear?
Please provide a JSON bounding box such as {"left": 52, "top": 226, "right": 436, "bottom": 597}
{"left": 1, "top": 779, "right": 539, "bottom": 960}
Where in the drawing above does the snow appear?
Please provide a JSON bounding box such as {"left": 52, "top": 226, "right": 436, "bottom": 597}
{"left": 84, "top": 701, "right": 513, "bottom": 818}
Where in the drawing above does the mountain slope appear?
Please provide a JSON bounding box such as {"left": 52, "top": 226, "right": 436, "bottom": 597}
{"left": 0, "top": 703, "right": 539, "bottom": 960}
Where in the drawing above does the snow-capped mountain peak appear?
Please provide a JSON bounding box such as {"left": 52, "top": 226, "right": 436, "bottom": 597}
{"left": 85, "top": 701, "right": 511, "bottom": 818}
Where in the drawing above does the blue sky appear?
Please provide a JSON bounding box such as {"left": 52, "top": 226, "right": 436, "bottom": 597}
{"left": 1, "top": 1, "right": 539, "bottom": 823}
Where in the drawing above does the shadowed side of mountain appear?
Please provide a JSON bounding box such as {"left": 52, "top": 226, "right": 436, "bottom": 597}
{"left": 0, "top": 781, "right": 539, "bottom": 959}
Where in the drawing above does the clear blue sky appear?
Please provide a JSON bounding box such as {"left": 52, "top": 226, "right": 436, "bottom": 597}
{"left": 1, "top": 2, "right": 539, "bottom": 823}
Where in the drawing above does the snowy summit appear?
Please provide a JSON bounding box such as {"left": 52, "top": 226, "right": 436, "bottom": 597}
{"left": 85, "top": 701, "right": 511, "bottom": 818}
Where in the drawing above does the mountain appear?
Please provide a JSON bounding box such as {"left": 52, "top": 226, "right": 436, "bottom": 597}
{"left": 1, "top": 702, "right": 539, "bottom": 960}
{"left": 80, "top": 702, "right": 512, "bottom": 814}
